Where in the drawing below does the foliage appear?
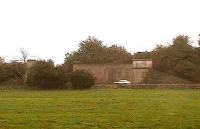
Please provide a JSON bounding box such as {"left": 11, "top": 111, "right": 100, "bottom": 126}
{"left": 105, "top": 45, "right": 132, "bottom": 63}
{"left": 0, "top": 62, "right": 26, "bottom": 83}
{"left": 64, "top": 36, "right": 132, "bottom": 72}
{"left": 132, "top": 51, "right": 152, "bottom": 59}
{"left": 133, "top": 35, "right": 200, "bottom": 83}
{"left": 70, "top": 70, "right": 95, "bottom": 89}
{"left": 27, "top": 60, "right": 67, "bottom": 89}
{"left": 152, "top": 35, "right": 200, "bottom": 82}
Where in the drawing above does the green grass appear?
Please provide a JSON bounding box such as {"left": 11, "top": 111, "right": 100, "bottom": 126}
{"left": 1, "top": 89, "right": 200, "bottom": 129}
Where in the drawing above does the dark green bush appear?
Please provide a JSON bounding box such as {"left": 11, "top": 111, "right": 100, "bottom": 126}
{"left": 0, "top": 64, "right": 10, "bottom": 82}
{"left": 151, "top": 35, "right": 200, "bottom": 83}
{"left": 70, "top": 70, "right": 95, "bottom": 89}
{"left": 27, "top": 61, "right": 67, "bottom": 89}
{"left": 0, "top": 63, "right": 25, "bottom": 84}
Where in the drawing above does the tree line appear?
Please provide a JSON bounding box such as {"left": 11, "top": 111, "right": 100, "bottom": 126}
{"left": 64, "top": 36, "right": 132, "bottom": 72}
{"left": 0, "top": 35, "right": 200, "bottom": 89}
{"left": 133, "top": 35, "right": 200, "bottom": 82}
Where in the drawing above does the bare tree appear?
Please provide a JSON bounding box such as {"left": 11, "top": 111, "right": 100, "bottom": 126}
{"left": 14, "top": 48, "right": 29, "bottom": 83}
{"left": 20, "top": 48, "right": 28, "bottom": 63}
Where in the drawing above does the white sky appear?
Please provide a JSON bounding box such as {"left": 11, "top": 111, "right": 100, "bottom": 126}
{"left": 0, "top": 0, "right": 200, "bottom": 64}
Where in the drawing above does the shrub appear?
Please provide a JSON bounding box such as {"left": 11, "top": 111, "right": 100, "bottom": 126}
{"left": 174, "top": 60, "right": 196, "bottom": 80}
{"left": 0, "top": 64, "right": 10, "bottom": 83}
{"left": 190, "top": 67, "right": 200, "bottom": 82}
{"left": 27, "top": 61, "right": 67, "bottom": 89}
{"left": 70, "top": 70, "right": 95, "bottom": 89}
{"left": 0, "top": 63, "right": 25, "bottom": 84}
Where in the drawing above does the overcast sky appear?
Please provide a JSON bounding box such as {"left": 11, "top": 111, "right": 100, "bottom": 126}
{"left": 0, "top": 0, "right": 200, "bottom": 64}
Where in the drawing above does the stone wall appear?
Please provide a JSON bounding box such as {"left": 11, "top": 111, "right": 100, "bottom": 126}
{"left": 73, "top": 63, "right": 151, "bottom": 84}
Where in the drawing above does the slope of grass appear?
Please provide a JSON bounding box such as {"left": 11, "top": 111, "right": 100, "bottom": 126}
{"left": 0, "top": 89, "right": 200, "bottom": 129}
{"left": 143, "top": 70, "right": 193, "bottom": 84}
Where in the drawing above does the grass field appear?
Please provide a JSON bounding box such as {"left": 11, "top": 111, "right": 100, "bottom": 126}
{"left": 1, "top": 89, "right": 200, "bottom": 129}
